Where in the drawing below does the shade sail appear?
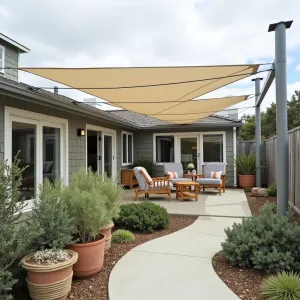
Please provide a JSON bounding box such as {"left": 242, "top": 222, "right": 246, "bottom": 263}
{"left": 20, "top": 64, "right": 258, "bottom": 123}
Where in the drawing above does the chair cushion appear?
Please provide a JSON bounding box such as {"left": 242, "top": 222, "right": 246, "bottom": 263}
{"left": 204, "top": 163, "right": 226, "bottom": 178}
{"left": 167, "top": 171, "right": 178, "bottom": 179}
{"left": 163, "top": 163, "right": 184, "bottom": 178}
{"left": 170, "top": 178, "right": 192, "bottom": 184}
{"left": 139, "top": 167, "right": 153, "bottom": 184}
{"left": 210, "top": 171, "right": 223, "bottom": 179}
{"left": 196, "top": 178, "right": 222, "bottom": 185}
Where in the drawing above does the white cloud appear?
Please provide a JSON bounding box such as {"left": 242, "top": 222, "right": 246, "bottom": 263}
{"left": 0, "top": 0, "right": 299, "bottom": 112}
{"left": 296, "top": 64, "right": 300, "bottom": 71}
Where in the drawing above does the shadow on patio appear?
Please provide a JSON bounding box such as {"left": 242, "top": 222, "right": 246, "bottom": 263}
{"left": 121, "top": 188, "right": 251, "bottom": 218}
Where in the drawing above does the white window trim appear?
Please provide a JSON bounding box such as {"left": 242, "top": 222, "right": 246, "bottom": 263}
{"left": 85, "top": 124, "right": 117, "bottom": 179}
{"left": 153, "top": 131, "right": 227, "bottom": 166}
{"left": 4, "top": 107, "right": 68, "bottom": 212}
{"left": 121, "top": 131, "right": 134, "bottom": 166}
{"left": 0, "top": 45, "right": 5, "bottom": 74}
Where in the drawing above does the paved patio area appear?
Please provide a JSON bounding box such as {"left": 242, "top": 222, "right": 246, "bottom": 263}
{"left": 109, "top": 188, "right": 251, "bottom": 299}
{"left": 121, "top": 188, "right": 251, "bottom": 218}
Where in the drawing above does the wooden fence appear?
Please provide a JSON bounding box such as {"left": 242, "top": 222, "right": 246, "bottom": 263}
{"left": 237, "top": 126, "right": 300, "bottom": 213}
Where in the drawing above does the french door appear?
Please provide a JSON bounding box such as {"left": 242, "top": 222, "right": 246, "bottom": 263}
{"left": 178, "top": 135, "right": 200, "bottom": 173}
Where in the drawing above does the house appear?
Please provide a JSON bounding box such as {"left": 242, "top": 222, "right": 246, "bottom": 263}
{"left": 0, "top": 34, "right": 242, "bottom": 209}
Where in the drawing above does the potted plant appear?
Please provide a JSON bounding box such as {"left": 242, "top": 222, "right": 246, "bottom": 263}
{"left": 98, "top": 174, "right": 123, "bottom": 250}
{"left": 63, "top": 167, "right": 109, "bottom": 278}
{"left": 21, "top": 179, "right": 78, "bottom": 300}
{"left": 233, "top": 154, "right": 257, "bottom": 188}
{"left": 187, "top": 162, "right": 195, "bottom": 174}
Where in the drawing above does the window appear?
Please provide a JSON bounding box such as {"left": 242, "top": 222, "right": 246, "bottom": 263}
{"left": 0, "top": 46, "right": 4, "bottom": 73}
{"left": 5, "top": 107, "right": 68, "bottom": 207}
{"left": 203, "top": 134, "right": 224, "bottom": 162}
{"left": 122, "top": 131, "right": 133, "bottom": 165}
{"left": 156, "top": 136, "right": 174, "bottom": 163}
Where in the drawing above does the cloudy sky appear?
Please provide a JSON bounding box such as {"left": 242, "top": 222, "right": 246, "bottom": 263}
{"left": 0, "top": 0, "right": 299, "bottom": 115}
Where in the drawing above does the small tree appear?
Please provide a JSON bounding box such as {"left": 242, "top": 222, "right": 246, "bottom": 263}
{"left": 29, "top": 178, "right": 75, "bottom": 251}
{"left": 0, "top": 157, "right": 38, "bottom": 299}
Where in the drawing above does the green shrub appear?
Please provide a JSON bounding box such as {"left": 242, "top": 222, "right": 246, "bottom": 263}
{"left": 29, "top": 179, "right": 75, "bottom": 251}
{"left": 261, "top": 271, "right": 300, "bottom": 300}
{"left": 0, "top": 157, "right": 40, "bottom": 298}
{"left": 267, "top": 183, "right": 277, "bottom": 197}
{"left": 112, "top": 230, "right": 135, "bottom": 243}
{"left": 0, "top": 271, "right": 17, "bottom": 300}
{"left": 133, "top": 158, "right": 157, "bottom": 177}
{"left": 63, "top": 167, "right": 111, "bottom": 243}
{"left": 114, "top": 202, "right": 170, "bottom": 233}
{"left": 233, "top": 154, "right": 257, "bottom": 175}
{"left": 221, "top": 203, "right": 300, "bottom": 273}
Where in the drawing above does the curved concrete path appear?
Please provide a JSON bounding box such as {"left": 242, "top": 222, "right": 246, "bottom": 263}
{"left": 109, "top": 215, "right": 243, "bottom": 300}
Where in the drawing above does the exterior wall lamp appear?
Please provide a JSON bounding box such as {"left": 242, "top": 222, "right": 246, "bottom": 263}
{"left": 77, "top": 129, "right": 85, "bottom": 136}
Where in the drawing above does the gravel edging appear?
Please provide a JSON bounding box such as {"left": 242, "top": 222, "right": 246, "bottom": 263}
{"left": 212, "top": 192, "right": 300, "bottom": 300}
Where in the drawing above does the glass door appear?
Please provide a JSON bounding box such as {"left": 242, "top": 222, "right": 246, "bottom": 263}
{"left": 103, "top": 134, "right": 113, "bottom": 178}
{"left": 179, "top": 136, "right": 200, "bottom": 174}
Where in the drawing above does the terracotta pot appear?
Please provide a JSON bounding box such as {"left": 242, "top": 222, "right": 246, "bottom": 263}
{"left": 100, "top": 222, "right": 114, "bottom": 250}
{"left": 67, "top": 233, "right": 106, "bottom": 278}
{"left": 21, "top": 250, "right": 78, "bottom": 300}
{"left": 239, "top": 174, "right": 256, "bottom": 188}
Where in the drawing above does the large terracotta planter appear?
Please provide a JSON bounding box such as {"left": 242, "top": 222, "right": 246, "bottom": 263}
{"left": 100, "top": 222, "right": 114, "bottom": 250}
{"left": 239, "top": 174, "right": 256, "bottom": 188}
{"left": 21, "top": 250, "right": 78, "bottom": 300}
{"left": 67, "top": 233, "right": 106, "bottom": 278}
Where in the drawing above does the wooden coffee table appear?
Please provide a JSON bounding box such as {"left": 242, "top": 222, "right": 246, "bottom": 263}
{"left": 175, "top": 181, "right": 200, "bottom": 201}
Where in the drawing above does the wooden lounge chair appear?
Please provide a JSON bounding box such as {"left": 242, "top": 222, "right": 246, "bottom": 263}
{"left": 133, "top": 167, "right": 172, "bottom": 200}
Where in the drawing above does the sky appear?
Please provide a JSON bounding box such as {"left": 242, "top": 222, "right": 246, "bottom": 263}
{"left": 0, "top": 0, "right": 299, "bottom": 116}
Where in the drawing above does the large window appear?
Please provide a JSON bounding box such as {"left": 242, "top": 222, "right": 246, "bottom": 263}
{"left": 156, "top": 136, "right": 174, "bottom": 163}
{"left": 203, "top": 134, "right": 224, "bottom": 162}
{"left": 122, "top": 131, "right": 133, "bottom": 165}
{"left": 0, "top": 46, "right": 4, "bottom": 73}
{"left": 5, "top": 107, "right": 67, "bottom": 206}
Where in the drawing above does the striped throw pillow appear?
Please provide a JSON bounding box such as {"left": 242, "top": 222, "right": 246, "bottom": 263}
{"left": 167, "top": 172, "right": 178, "bottom": 179}
{"left": 210, "top": 171, "right": 222, "bottom": 179}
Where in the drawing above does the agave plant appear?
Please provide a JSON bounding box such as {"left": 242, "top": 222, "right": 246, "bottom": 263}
{"left": 261, "top": 271, "right": 300, "bottom": 300}
{"left": 233, "top": 154, "right": 257, "bottom": 175}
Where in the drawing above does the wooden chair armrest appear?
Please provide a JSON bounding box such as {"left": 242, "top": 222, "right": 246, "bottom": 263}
{"left": 195, "top": 174, "right": 204, "bottom": 179}
{"left": 152, "top": 177, "right": 170, "bottom": 182}
{"left": 164, "top": 174, "right": 170, "bottom": 179}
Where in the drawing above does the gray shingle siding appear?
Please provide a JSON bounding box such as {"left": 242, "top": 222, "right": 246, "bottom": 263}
{"left": 0, "top": 40, "right": 18, "bottom": 82}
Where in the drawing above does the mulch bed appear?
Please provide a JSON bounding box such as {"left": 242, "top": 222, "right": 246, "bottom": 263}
{"left": 13, "top": 215, "right": 196, "bottom": 300}
{"left": 212, "top": 192, "right": 300, "bottom": 300}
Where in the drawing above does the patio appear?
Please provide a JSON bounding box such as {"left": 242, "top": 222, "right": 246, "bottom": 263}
{"left": 121, "top": 188, "right": 252, "bottom": 218}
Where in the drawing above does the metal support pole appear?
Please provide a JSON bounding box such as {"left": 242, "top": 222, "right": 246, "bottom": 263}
{"left": 252, "top": 78, "right": 263, "bottom": 187}
{"left": 268, "top": 20, "right": 293, "bottom": 215}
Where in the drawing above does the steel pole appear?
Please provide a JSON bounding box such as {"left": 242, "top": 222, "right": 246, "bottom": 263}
{"left": 268, "top": 21, "right": 292, "bottom": 215}
{"left": 252, "top": 78, "right": 263, "bottom": 187}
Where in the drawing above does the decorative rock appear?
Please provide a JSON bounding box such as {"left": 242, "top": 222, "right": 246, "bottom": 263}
{"left": 251, "top": 187, "right": 268, "bottom": 197}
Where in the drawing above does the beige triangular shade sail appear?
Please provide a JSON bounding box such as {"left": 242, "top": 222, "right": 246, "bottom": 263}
{"left": 152, "top": 95, "right": 248, "bottom": 124}
{"left": 21, "top": 64, "right": 259, "bottom": 116}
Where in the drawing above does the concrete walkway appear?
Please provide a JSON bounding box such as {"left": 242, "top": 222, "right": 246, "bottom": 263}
{"left": 109, "top": 190, "right": 250, "bottom": 300}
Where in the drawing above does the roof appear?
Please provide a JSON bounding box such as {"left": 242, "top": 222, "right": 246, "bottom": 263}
{"left": 0, "top": 75, "right": 242, "bottom": 129}
{"left": 0, "top": 33, "right": 30, "bottom": 53}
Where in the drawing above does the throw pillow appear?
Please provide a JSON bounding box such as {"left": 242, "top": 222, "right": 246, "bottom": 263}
{"left": 167, "top": 171, "right": 178, "bottom": 179}
{"left": 210, "top": 171, "right": 223, "bottom": 179}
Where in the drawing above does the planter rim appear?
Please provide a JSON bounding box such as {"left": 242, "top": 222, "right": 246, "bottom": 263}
{"left": 69, "top": 233, "right": 106, "bottom": 248}
{"left": 238, "top": 174, "right": 256, "bottom": 176}
{"left": 100, "top": 222, "right": 114, "bottom": 231}
{"left": 21, "top": 249, "right": 78, "bottom": 273}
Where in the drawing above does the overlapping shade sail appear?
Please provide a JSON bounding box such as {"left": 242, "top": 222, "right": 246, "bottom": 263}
{"left": 21, "top": 64, "right": 259, "bottom": 124}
